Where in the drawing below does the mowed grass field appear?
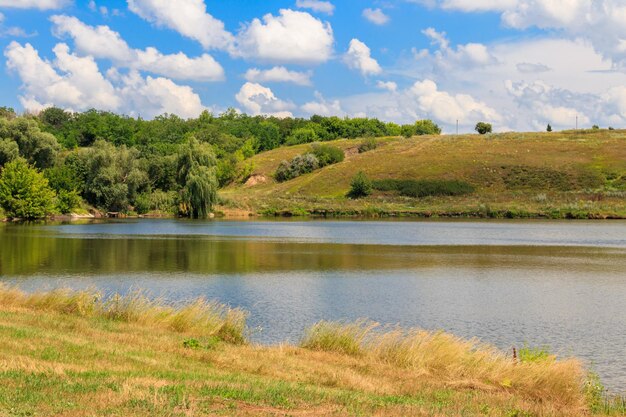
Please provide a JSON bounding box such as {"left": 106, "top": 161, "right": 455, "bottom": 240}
{"left": 221, "top": 130, "right": 626, "bottom": 218}
{"left": 0, "top": 286, "right": 623, "bottom": 417}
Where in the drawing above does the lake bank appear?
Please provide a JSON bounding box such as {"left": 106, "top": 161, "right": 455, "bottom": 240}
{"left": 1, "top": 286, "right": 622, "bottom": 417}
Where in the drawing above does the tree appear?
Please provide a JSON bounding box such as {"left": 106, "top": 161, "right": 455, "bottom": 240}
{"left": 547, "top": 124, "right": 553, "bottom": 132}
{"left": 475, "top": 122, "right": 492, "bottom": 135}
{"left": 0, "top": 139, "right": 19, "bottom": 167}
{"left": 177, "top": 139, "right": 218, "bottom": 218}
{"left": 79, "top": 140, "right": 149, "bottom": 212}
{"left": 347, "top": 171, "right": 372, "bottom": 199}
{"left": 0, "top": 117, "right": 60, "bottom": 169}
{"left": 0, "top": 159, "right": 55, "bottom": 219}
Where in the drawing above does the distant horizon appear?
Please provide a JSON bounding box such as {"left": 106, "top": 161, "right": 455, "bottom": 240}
{"left": 1, "top": 1, "right": 626, "bottom": 133}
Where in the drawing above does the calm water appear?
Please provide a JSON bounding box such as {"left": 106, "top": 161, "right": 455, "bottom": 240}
{"left": 1, "top": 219, "right": 625, "bottom": 392}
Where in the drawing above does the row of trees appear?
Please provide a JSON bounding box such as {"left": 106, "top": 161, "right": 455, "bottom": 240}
{"left": 0, "top": 106, "right": 444, "bottom": 219}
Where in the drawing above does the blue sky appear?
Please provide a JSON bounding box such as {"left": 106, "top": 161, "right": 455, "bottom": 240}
{"left": 1, "top": 0, "right": 626, "bottom": 132}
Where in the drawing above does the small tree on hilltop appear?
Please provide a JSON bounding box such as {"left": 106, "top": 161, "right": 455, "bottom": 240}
{"left": 475, "top": 122, "right": 492, "bottom": 135}
{"left": 347, "top": 171, "right": 372, "bottom": 199}
{"left": 547, "top": 124, "right": 552, "bottom": 132}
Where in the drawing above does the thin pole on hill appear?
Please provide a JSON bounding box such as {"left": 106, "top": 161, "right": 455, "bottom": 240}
{"left": 456, "top": 120, "right": 459, "bottom": 135}
{"left": 576, "top": 115, "right": 578, "bottom": 130}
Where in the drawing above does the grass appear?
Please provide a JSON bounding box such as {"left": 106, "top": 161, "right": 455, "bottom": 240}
{"left": 372, "top": 179, "right": 475, "bottom": 197}
{"left": 220, "top": 131, "right": 626, "bottom": 218}
{"left": 0, "top": 286, "right": 624, "bottom": 416}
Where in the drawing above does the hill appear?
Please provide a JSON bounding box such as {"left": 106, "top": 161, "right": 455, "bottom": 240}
{"left": 221, "top": 130, "right": 626, "bottom": 219}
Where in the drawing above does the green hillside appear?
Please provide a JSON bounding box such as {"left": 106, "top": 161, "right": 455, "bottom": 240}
{"left": 221, "top": 130, "right": 626, "bottom": 218}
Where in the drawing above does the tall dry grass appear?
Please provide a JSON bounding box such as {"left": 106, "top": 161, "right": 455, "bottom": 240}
{"left": 0, "top": 284, "right": 247, "bottom": 344}
{"left": 300, "top": 321, "right": 588, "bottom": 409}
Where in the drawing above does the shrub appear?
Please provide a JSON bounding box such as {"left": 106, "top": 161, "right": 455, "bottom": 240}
{"left": 56, "top": 189, "right": 81, "bottom": 214}
{"left": 311, "top": 143, "right": 344, "bottom": 167}
{"left": 475, "top": 122, "right": 492, "bottom": 135}
{"left": 286, "top": 127, "right": 318, "bottom": 146}
{"left": 0, "top": 159, "right": 56, "bottom": 219}
{"left": 347, "top": 171, "right": 372, "bottom": 199}
{"left": 547, "top": 124, "right": 552, "bottom": 132}
{"left": 372, "top": 179, "right": 475, "bottom": 198}
{"left": 358, "top": 137, "right": 378, "bottom": 153}
{"left": 275, "top": 153, "right": 319, "bottom": 182}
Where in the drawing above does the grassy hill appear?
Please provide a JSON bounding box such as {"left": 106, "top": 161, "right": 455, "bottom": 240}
{"left": 221, "top": 130, "right": 626, "bottom": 218}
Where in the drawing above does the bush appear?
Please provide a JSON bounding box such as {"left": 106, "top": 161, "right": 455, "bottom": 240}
{"left": 275, "top": 153, "right": 319, "bottom": 182}
{"left": 372, "top": 179, "right": 475, "bottom": 198}
{"left": 285, "top": 127, "right": 318, "bottom": 146}
{"left": 358, "top": 137, "right": 378, "bottom": 153}
{"left": 347, "top": 171, "right": 372, "bottom": 199}
{"left": 401, "top": 120, "right": 441, "bottom": 137}
{"left": 56, "top": 189, "right": 81, "bottom": 214}
{"left": 475, "top": 122, "right": 492, "bottom": 135}
{"left": 311, "top": 143, "right": 344, "bottom": 167}
{"left": 0, "top": 159, "right": 56, "bottom": 219}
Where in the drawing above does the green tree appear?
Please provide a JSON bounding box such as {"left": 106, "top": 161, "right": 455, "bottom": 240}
{"left": 347, "top": 171, "right": 372, "bottom": 199}
{"left": 0, "top": 159, "right": 55, "bottom": 219}
{"left": 0, "top": 139, "right": 19, "bottom": 167}
{"left": 475, "top": 122, "right": 492, "bottom": 135}
{"left": 80, "top": 141, "right": 149, "bottom": 212}
{"left": 177, "top": 139, "right": 218, "bottom": 218}
{"left": 547, "top": 124, "right": 553, "bottom": 132}
{"left": 0, "top": 117, "right": 60, "bottom": 169}
{"left": 286, "top": 127, "right": 318, "bottom": 145}
{"left": 413, "top": 120, "right": 442, "bottom": 135}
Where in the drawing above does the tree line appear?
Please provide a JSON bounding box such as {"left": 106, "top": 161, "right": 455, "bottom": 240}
{"left": 0, "top": 106, "right": 441, "bottom": 219}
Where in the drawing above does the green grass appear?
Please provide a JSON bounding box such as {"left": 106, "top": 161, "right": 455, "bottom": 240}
{"left": 0, "top": 286, "right": 623, "bottom": 416}
{"left": 221, "top": 131, "right": 626, "bottom": 218}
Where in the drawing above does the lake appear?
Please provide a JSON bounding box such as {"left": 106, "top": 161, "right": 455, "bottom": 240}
{"left": 1, "top": 219, "right": 625, "bottom": 392}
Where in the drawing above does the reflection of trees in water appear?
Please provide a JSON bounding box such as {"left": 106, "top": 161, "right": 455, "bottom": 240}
{"left": 1, "top": 226, "right": 624, "bottom": 277}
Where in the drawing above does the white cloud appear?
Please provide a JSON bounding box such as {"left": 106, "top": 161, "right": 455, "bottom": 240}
{"left": 363, "top": 8, "right": 390, "bottom": 25}
{"left": 234, "top": 9, "right": 334, "bottom": 65}
{"left": 295, "top": 0, "right": 334, "bottom": 15}
{"left": 516, "top": 62, "right": 551, "bottom": 73}
{"left": 0, "top": 0, "right": 69, "bottom": 9}
{"left": 376, "top": 80, "right": 397, "bottom": 92}
{"left": 50, "top": 15, "right": 224, "bottom": 82}
{"left": 244, "top": 66, "right": 312, "bottom": 86}
{"left": 118, "top": 71, "right": 205, "bottom": 119}
{"left": 235, "top": 82, "right": 294, "bottom": 118}
{"left": 127, "top": 0, "right": 234, "bottom": 50}
{"left": 419, "top": 28, "right": 497, "bottom": 70}
{"left": 0, "top": 12, "right": 4, "bottom": 23}
{"left": 414, "top": 0, "right": 626, "bottom": 68}
{"left": 301, "top": 92, "right": 344, "bottom": 116}
{"left": 4, "top": 41, "right": 205, "bottom": 119}
{"left": 344, "top": 38, "right": 382, "bottom": 76}
{"left": 408, "top": 79, "right": 501, "bottom": 126}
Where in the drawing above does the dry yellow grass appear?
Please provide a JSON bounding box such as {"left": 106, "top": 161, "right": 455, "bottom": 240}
{"left": 0, "top": 286, "right": 621, "bottom": 416}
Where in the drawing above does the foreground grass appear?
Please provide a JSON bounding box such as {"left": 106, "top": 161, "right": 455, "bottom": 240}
{"left": 0, "top": 286, "right": 623, "bottom": 416}
{"left": 221, "top": 131, "right": 626, "bottom": 219}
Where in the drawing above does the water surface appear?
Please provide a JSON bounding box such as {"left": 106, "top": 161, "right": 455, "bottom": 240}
{"left": 1, "top": 219, "right": 625, "bottom": 392}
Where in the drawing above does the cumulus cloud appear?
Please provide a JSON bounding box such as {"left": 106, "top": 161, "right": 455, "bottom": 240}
{"left": 301, "top": 92, "right": 344, "bottom": 116}
{"left": 344, "top": 39, "right": 382, "bottom": 76}
{"left": 362, "top": 8, "right": 390, "bottom": 25}
{"left": 413, "top": 0, "right": 626, "bottom": 68}
{"left": 0, "top": 0, "right": 69, "bottom": 9}
{"left": 235, "top": 82, "right": 294, "bottom": 118}
{"left": 418, "top": 28, "right": 497, "bottom": 70}
{"left": 127, "top": 0, "right": 234, "bottom": 50}
{"left": 244, "top": 66, "right": 312, "bottom": 86}
{"left": 234, "top": 9, "right": 334, "bottom": 65}
{"left": 376, "top": 80, "right": 397, "bottom": 92}
{"left": 50, "top": 15, "right": 224, "bottom": 82}
{"left": 4, "top": 41, "right": 205, "bottom": 118}
{"left": 296, "top": 0, "right": 335, "bottom": 15}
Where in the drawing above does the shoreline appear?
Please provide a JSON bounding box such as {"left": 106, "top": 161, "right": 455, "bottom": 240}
{"left": 0, "top": 286, "right": 623, "bottom": 416}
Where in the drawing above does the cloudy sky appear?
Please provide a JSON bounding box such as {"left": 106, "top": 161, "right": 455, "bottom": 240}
{"left": 1, "top": 0, "right": 626, "bottom": 132}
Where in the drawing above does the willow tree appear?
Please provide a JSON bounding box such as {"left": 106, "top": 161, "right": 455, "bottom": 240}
{"left": 177, "top": 138, "right": 218, "bottom": 218}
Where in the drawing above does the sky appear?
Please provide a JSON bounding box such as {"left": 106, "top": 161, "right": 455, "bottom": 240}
{"left": 1, "top": 0, "right": 626, "bottom": 133}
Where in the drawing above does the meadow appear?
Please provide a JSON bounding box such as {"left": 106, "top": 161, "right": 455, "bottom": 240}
{"left": 221, "top": 130, "right": 626, "bottom": 219}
